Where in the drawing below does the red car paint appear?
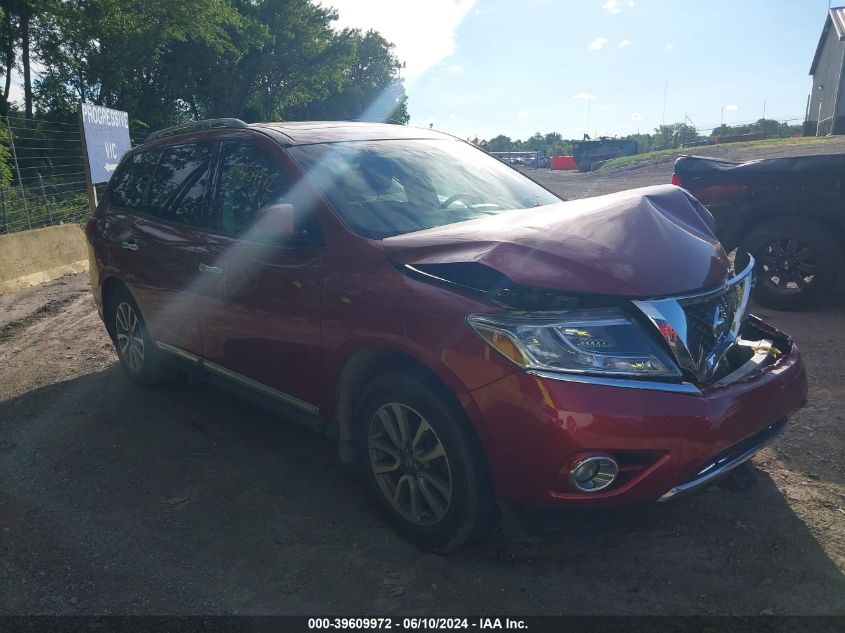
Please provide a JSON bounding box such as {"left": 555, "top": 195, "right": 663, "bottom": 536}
{"left": 381, "top": 185, "right": 726, "bottom": 296}
{"left": 86, "top": 122, "right": 807, "bottom": 509}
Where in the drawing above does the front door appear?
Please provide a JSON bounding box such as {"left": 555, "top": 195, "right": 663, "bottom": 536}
{"left": 196, "top": 139, "right": 325, "bottom": 410}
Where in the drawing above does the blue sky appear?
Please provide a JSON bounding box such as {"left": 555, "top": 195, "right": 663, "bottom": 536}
{"left": 329, "top": 0, "right": 834, "bottom": 141}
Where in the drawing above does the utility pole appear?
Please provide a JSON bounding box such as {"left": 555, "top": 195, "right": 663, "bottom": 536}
{"left": 662, "top": 80, "right": 668, "bottom": 126}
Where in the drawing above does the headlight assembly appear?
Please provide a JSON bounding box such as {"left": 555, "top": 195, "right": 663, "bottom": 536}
{"left": 467, "top": 308, "right": 681, "bottom": 378}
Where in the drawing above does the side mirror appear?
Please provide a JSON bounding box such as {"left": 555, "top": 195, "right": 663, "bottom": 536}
{"left": 255, "top": 203, "right": 295, "bottom": 241}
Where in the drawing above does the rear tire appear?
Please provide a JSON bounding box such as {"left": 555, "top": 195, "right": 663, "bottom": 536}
{"left": 356, "top": 373, "right": 497, "bottom": 552}
{"left": 109, "top": 286, "right": 170, "bottom": 386}
{"left": 737, "top": 218, "right": 843, "bottom": 310}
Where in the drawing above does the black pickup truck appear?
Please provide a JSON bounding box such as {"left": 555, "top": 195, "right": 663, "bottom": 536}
{"left": 672, "top": 154, "right": 845, "bottom": 310}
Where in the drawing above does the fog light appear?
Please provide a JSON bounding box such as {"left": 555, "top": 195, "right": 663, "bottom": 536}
{"left": 569, "top": 456, "right": 618, "bottom": 492}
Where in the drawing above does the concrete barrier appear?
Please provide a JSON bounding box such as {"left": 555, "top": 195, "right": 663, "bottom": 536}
{"left": 0, "top": 224, "right": 89, "bottom": 295}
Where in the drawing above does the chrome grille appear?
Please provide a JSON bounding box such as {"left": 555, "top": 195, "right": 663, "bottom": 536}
{"left": 680, "top": 293, "right": 734, "bottom": 370}
{"left": 633, "top": 257, "right": 754, "bottom": 383}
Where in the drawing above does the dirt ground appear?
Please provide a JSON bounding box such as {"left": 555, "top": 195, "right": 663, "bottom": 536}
{"left": 1, "top": 143, "right": 845, "bottom": 614}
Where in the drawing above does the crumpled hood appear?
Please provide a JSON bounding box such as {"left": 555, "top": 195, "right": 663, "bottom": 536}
{"left": 382, "top": 184, "right": 730, "bottom": 298}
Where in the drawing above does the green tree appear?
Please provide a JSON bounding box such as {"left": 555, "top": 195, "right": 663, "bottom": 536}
{"left": 30, "top": 0, "right": 408, "bottom": 131}
{"left": 711, "top": 118, "right": 802, "bottom": 139}
{"left": 0, "top": 0, "right": 48, "bottom": 117}
{"left": 653, "top": 122, "right": 699, "bottom": 149}
{"left": 0, "top": 123, "right": 13, "bottom": 188}
{"left": 286, "top": 29, "right": 408, "bottom": 123}
{"left": 485, "top": 134, "right": 513, "bottom": 152}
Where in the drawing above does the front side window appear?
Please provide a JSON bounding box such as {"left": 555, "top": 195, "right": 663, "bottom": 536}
{"left": 146, "top": 143, "right": 214, "bottom": 223}
{"left": 109, "top": 150, "right": 159, "bottom": 211}
{"left": 210, "top": 142, "right": 292, "bottom": 237}
{"left": 289, "top": 139, "right": 561, "bottom": 239}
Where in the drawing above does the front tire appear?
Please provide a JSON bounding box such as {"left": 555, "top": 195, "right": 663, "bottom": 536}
{"left": 356, "top": 374, "right": 496, "bottom": 552}
{"left": 737, "top": 218, "right": 843, "bottom": 310}
{"left": 109, "top": 286, "right": 170, "bottom": 386}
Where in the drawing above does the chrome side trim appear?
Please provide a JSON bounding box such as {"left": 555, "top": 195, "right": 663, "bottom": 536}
{"left": 155, "top": 341, "right": 320, "bottom": 416}
{"left": 203, "top": 360, "right": 320, "bottom": 416}
{"left": 527, "top": 370, "right": 702, "bottom": 395}
{"left": 156, "top": 341, "right": 201, "bottom": 364}
{"left": 657, "top": 422, "right": 785, "bottom": 501}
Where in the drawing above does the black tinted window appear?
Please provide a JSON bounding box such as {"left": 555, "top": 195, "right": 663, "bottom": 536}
{"left": 146, "top": 143, "right": 214, "bottom": 222}
{"left": 210, "top": 142, "right": 290, "bottom": 236}
{"left": 109, "top": 151, "right": 159, "bottom": 210}
{"left": 170, "top": 161, "right": 214, "bottom": 228}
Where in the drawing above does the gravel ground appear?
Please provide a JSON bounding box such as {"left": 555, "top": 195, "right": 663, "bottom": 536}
{"left": 1, "top": 141, "right": 844, "bottom": 614}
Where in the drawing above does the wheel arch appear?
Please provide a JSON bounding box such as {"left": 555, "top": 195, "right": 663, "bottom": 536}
{"left": 100, "top": 275, "right": 127, "bottom": 341}
{"left": 330, "top": 346, "right": 480, "bottom": 466}
{"left": 734, "top": 197, "right": 845, "bottom": 255}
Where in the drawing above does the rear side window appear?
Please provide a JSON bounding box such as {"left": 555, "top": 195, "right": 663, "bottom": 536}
{"left": 108, "top": 151, "right": 159, "bottom": 211}
{"left": 146, "top": 143, "right": 214, "bottom": 224}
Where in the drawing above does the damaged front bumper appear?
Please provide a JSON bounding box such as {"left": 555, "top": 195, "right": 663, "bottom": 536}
{"left": 465, "top": 315, "right": 807, "bottom": 507}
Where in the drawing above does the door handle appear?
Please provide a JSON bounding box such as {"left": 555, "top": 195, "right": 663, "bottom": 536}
{"left": 199, "top": 263, "right": 223, "bottom": 274}
{"left": 120, "top": 240, "right": 139, "bottom": 251}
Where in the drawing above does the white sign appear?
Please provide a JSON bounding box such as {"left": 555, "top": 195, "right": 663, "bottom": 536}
{"left": 80, "top": 103, "right": 131, "bottom": 184}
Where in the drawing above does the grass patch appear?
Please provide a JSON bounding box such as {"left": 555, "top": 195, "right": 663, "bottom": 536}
{"left": 598, "top": 136, "right": 839, "bottom": 172}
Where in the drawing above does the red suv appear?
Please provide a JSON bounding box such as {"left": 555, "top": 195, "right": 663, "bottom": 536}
{"left": 86, "top": 119, "right": 807, "bottom": 551}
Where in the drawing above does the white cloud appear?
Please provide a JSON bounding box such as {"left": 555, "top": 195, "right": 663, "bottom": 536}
{"left": 628, "top": 0, "right": 635, "bottom": 7}
{"left": 588, "top": 37, "right": 609, "bottom": 51}
{"left": 516, "top": 111, "right": 530, "bottom": 118}
{"left": 631, "top": 112, "right": 642, "bottom": 120}
{"left": 328, "top": 0, "right": 477, "bottom": 79}
{"left": 665, "top": 43, "right": 674, "bottom": 52}
{"left": 572, "top": 92, "right": 598, "bottom": 102}
{"left": 602, "top": 0, "right": 622, "bottom": 14}
{"left": 446, "top": 64, "right": 463, "bottom": 73}
{"left": 618, "top": 39, "right": 633, "bottom": 48}
{"left": 724, "top": 104, "right": 739, "bottom": 111}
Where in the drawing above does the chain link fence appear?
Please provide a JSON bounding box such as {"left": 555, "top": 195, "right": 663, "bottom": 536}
{"left": 0, "top": 114, "right": 143, "bottom": 235}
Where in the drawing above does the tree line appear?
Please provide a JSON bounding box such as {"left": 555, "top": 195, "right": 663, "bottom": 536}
{"left": 0, "top": 0, "right": 409, "bottom": 135}
{"left": 472, "top": 119, "right": 804, "bottom": 158}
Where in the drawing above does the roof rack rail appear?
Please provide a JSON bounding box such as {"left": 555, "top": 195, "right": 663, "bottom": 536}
{"left": 145, "top": 118, "right": 248, "bottom": 143}
{"left": 347, "top": 118, "right": 404, "bottom": 125}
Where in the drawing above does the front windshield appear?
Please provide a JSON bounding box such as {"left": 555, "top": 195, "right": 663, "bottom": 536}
{"left": 289, "top": 139, "right": 561, "bottom": 239}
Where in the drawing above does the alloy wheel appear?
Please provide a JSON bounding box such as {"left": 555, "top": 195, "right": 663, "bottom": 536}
{"left": 367, "top": 402, "right": 453, "bottom": 526}
{"left": 115, "top": 301, "right": 145, "bottom": 372}
{"left": 756, "top": 237, "right": 817, "bottom": 294}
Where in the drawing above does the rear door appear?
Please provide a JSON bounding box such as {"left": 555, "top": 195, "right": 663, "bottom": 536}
{"left": 195, "top": 137, "right": 325, "bottom": 410}
{"left": 104, "top": 142, "right": 216, "bottom": 355}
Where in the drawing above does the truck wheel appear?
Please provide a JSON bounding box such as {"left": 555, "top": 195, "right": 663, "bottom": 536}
{"left": 356, "top": 374, "right": 497, "bottom": 552}
{"left": 109, "top": 286, "right": 171, "bottom": 386}
{"left": 737, "top": 218, "right": 843, "bottom": 310}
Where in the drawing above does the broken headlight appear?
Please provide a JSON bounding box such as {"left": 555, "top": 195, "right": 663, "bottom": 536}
{"left": 467, "top": 309, "right": 681, "bottom": 378}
